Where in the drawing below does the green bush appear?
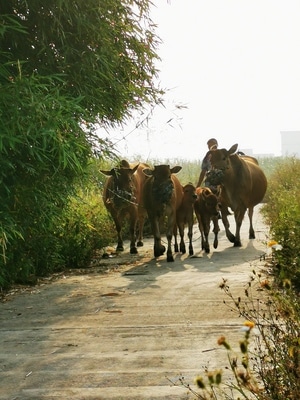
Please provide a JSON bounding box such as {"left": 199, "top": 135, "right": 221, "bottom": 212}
{"left": 261, "top": 157, "right": 300, "bottom": 290}
{"left": 57, "top": 186, "right": 115, "bottom": 269}
{"left": 0, "top": 0, "right": 163, "bottom": 288}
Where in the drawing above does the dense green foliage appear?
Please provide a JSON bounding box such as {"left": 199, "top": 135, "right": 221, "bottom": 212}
{"left": 0, "top": 1, "right": 162, "bottom": 288}
{"left": 261, "top": 157, "right": 300, "bottom": 290}
{"left": 1, "top": 1, "right": 162, "bottom": 124}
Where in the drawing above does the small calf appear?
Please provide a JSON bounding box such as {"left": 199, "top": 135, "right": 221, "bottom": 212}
{"left": 174, "top": 183, "right": 197, "bottom": 256}
{"left": 194, "top": 187, "right": 220, "bottom": 253}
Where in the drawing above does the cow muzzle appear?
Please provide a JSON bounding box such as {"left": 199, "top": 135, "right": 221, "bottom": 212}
{"left": 111, "top": 189, "right": 136, "bottom": 207}
{"left": 206, "top": 169, "right": 224, "bottom": 185}
{"left": 152, "top": 181, "right": 174, "bottom": 204}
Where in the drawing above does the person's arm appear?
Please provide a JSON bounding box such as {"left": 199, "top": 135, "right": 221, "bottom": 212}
{"left": 197, "top": 168, "right": 206, "bottom": 187}
{"left": 197, "top": 152, "right": 210, "bottom": 187}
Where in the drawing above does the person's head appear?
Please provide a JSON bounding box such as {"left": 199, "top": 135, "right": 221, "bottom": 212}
{"left": 207, "top": 138, "right": 218, "bottom": 150}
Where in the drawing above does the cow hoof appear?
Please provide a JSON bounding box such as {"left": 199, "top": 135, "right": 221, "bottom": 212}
{"left": 213, "top": 239, "right": 218, "bottom": 249}
{"left": 205, "top": 247, "right": 210, "bottom": 254}
{"left": 137, "top": 241, "right": 144, "bottom": 247}
{"left": 227, "top": 233, "right": 236, "bottom": 243}
{"left": 189, "top": 249, "right": 194, "bottom": 256}
{"left": 167, "top": 255, "right": 174, "bottom": 262}
{"left": 234, "top": 241, "right": 242, "bottom": 247}
{"left": 154, "top": 245, "right": 165, "bottom": 257}
{"left": 174, "top": 244, "right": 179, "bottom": 252}
{"left": 116, "top": 245, "right": 124, "bottom": 252}
{"left": 130, "top": 247, "right": 138, "bottom": 254}
{"left": 160, "top": 245, "right": 166, "bottom": 255}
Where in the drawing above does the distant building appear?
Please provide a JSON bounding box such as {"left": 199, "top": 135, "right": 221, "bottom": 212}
{"left": 239, "top": 148, "right": 253, "bottom": 155}
{"left": 281, "top": 131, "right": 300, "bottom": 157}
{"left": 256, "top": 153, "right": 275, "bottom": 158}
{"left": 239, "top": 148, "right": 274, "bottom": 158}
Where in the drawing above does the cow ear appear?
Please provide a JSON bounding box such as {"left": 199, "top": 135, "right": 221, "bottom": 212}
{"left": 170, "top": 166, "right": 182, "bottom": 174}
{"left": 120, "top": 159, "right": 130, "bottom": 168}
{"left": 142, "top": 168, "right": 153, "bottom": 177}
{"left": 202, "top": 188, "right": 210, "bottom": 198}
{"left": 100, "top": 169, "right": 113, "bottom": 176}
{"left": 228, "top": 144, "right": 238, "bottom": 154}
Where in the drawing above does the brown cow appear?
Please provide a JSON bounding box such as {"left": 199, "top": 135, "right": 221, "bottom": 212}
{"left": 194, "top": 187, "right": 220, "bottom": 253}
{"left": 174, "top": 183, "right": 197, "bottom": 256}
{"left": 142, "top": 165, "right": 183, "bottom": 262}
{"left": 101, "top": 160, "right": 148, "bottom": 254}
{"left": 208, "top": 143, "right": 267, "bottom": 247}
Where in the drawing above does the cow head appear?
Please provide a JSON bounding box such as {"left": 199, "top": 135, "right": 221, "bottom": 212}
{"left": 101, "top": 162, "right": 139, "bottom": 207}
{"left": 182, "top": 183, "right": 197, "bottom": 204}
{"left": 143, "top": 165, "right": 182, "bottom": 204}
{"left": 199, "top": 188, "right": 220, "bottom": 216}
{"left": 209, "top": 143, "right": 238, "bottom": 173}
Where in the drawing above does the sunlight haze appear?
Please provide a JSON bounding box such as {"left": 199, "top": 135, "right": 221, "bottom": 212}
{"left": 107, "top": 0, "right": 300, "bottom": 161}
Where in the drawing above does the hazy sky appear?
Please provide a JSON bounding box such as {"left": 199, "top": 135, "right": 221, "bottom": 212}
{"left": 109, "top": 0, "right": 300, "bottom": 161}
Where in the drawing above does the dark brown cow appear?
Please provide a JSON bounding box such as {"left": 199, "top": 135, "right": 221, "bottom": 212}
{"left": 194, "top": 187, "right": 220, "bottom": 253}
{"left": 174, "top": 183, "right": 197, "bottom": 256}
{"left": 209, "top": 143, "right": 267, "bottom": 247}
{"left": 142, "top": 165, "right": 183, "bottom": 262}
{"left": 101, "top": 160, "right": 148, "bottom": 254}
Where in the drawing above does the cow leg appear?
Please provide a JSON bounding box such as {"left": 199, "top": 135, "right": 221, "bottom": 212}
{"left": 178, "top": 223, "right": 186, "bottom": 254}
{"left": 197, "top": 218, "right": 210, "bottom": 253}
{"left": 166, "top": 211, "right": 176, "bottom": 262}
{"left": 116, "top": 235, "right": 124, "bottom": 251}
{"left": 166, "top": 232, "right": 174, "bottom": 261}
{"left": 150, "top": 216, "right": 165, "bottom": 258}
{"left": 187, "top": 222, "right": 194, "bottom": 256}
{"left": 203, "top": 220, "right": 210, "bottom": 253}
{"left": 212, "top": 216, "right": 220, "bottom": 249}
{"left": 248, "top": 207, "right": 255, "bottom": 239}
{"left": 137, "top": 212, "right": 146, "bottom": 247}
{"left": 129, "top": 217, "right": 138, "bottom": 255}
{"left": 233, "top": 208, "right": 246, "bottom": 247}
{"left": 200, "top": 231, "right": 210, "bottom": 253}
{"left": 122, "top": 205, "right": 137, "bottom": 254}
{"left": 111, "top": 213, "right": 124, "bottom": 252}
{"left": 173, "top": 224, "right": 179, "bottom": 253}
{"left": 221, "top": 212, "right": 235, "bottom": 244}
{"left": 195, "top": 213, "right": 208, "bottom": 253}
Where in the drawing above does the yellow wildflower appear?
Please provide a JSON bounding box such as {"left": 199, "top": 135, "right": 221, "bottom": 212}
{"left": 267, "top": 240, "right": 278, "bottom": 247}
{"left": 244, "top": 320, "right": 255, "bottom": 329}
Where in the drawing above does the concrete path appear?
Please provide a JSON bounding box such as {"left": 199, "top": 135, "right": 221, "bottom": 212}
{"left": 0, "top": 206, "right": 268, "bottom": 400}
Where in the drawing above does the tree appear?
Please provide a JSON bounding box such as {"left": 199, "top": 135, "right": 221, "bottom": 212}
{"left": 1, "top": 0, "right": 162, "bottom": 123}
{"left": 0, "top": 0, "right": 163, "bottom": 286}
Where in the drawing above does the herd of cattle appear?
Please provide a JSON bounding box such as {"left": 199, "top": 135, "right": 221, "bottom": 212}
{"left": 101, "top": 144, "right": 268, "bottom": 262}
